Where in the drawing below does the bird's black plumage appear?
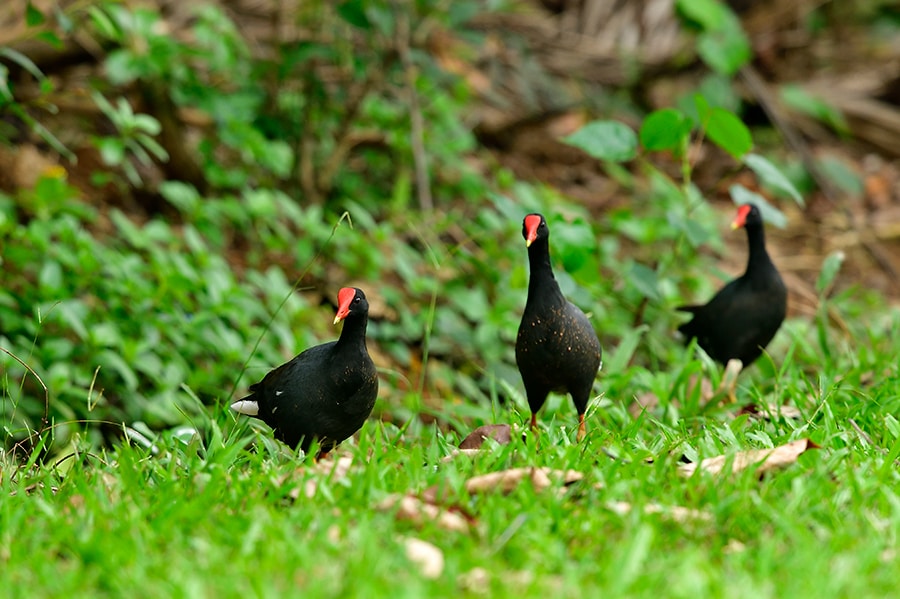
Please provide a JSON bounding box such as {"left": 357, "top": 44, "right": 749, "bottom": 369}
{"left": 515, "top": 213, "right": 602, "bottom": 440}
{"left": 678, "top": 204, "right": 787, "bottom": 367}
{"left": 232, "top": 287, "right": 378, "bottom": 457}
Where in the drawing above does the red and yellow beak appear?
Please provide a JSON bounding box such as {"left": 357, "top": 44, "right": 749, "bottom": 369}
{"left": 334, "top": 287, "right": 356, "bottom": 324}
{"left": 524, "top": 214, "right": 542, "bottom": 247}
{"left": 732, "top": 204, "right": 752, "bottom": 230}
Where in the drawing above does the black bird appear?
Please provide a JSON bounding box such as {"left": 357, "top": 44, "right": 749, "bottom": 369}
{"left": 515, "top": 213, "right": 603, "bottom": 441}
{"left": 678, "top": 203, "right": 787, "bottom": 367}
{"left": 231, "top": 287, "right": 378, "bottom": 458}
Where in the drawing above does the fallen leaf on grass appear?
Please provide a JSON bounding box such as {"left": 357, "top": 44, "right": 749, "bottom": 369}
{"left": 465, "top": 467, "right": 583, "bottom": 495}
{"left": 605, "top": 501, "right": 711, "bottom": 523}
{"left": 678, "top": 439, "right": 819, "bottom": 477}
{"left": 404, "top": 537, "right": 444, "bottom": 579}
{"left": 738, "top": 403, "right": 803, "bottom": 420}
{"left": 458, "top": 424, "right": 512, "bottom": 449}
{"left": 377, "top": 493, "right": 471, "bottom": 532}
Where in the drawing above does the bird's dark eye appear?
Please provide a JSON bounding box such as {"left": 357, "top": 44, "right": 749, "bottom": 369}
{"left": 354, "top": 297, "right": 361, "bottom": 303}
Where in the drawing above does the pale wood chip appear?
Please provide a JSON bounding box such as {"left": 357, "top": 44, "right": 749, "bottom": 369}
{"left": 404, "top": 537, "right": 444, "bottom": 579}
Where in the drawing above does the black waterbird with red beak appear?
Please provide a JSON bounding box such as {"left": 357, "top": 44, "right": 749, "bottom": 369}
{"left": 231, "top": 287, "right": 378, "bottom": 458}
{"left": 515, "top": 213, "right": 602, "bottom": 441}
{"left": 677, "top": 203, "right": 787, "bottom": 368}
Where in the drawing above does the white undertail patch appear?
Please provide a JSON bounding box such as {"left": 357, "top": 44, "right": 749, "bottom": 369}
{"left": 230, "top": 400, "right": 259, "bottom": 416}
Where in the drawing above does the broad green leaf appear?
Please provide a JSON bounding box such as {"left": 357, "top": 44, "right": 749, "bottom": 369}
{"left": 817, "top": 156, "right": 863, "bottom": 196}
{"left": 705, "top": 108, "right": 752, "bottom": 160}
{"left": 629, "top": 262, "right": 660, "bottom": 300}
{"left": 729, "top": 184, "right": 787, "bottom": 228}
{"left": 675, "top": 0, "right": 728, "bottom": 30}
{"left": 816, "top": 250, "right": 845, "bottom": 295}
{"left": 96, "top": 137, "right": 126, "bottom": 166}
{"left": 780, "top": 84, "right": 848, "bottom": 134}
{"left": 640, "top": 109, "right": 691, "bottom": 153}
{"left": 160, "top": 181, "right": 200, "bottom": 214}
{"left": 98, "top": 349, "right": 139, "bottom": 390}
{"left": 744, "top": 153, "right": 805, "bottom": 206}
{"left": 337, "top": 0, "right": 371, "bottom": 29}
{"left": 26, "top": 2, "right": 45, "bottom": 26}
{"left": 39, "top": 260, "right": 63, "bottom": 291}
{"left": 133, "top": 114, "right": 161, "bottom": 135}
{"left": 604, "top": 325, "right": 648, "bottom": 375}
{"left": 563, "top": 120, "right": 638, "bottom": 163}
{"left": 36, "top": 31, "right": 64, "bottom": 49}
{"left": 697, "top": 25, "right": 751, "bottom": 75}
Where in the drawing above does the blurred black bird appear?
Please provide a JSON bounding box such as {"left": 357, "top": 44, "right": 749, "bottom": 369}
{"left": 678, "top": 203, "right": 787, "bottom": 368}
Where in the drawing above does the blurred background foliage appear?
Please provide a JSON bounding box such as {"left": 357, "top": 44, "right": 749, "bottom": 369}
{"left": 2, "top": 0, "right": 899, "bottom": 456}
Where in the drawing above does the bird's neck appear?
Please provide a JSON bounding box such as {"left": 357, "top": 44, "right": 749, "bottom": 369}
{"left": 526, "top": 240, "right": 566, "bottom": 307}
{"left": 335, "top": 315, "right": 369, "bottom": 353}
{"left": 744, "top": 224, "right": 775, "bottom": 277}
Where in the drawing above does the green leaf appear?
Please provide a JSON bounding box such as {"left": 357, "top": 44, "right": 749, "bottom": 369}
{"left": 36, "top": 31, "right": 63, "bottom": 49}
{"left": 0, "top": 48, "right": 45, "bottom": 82}
{"left": 88, "top": 6, "right": 121, "bottom": 41}
{"left": 96, "top": 137, "right": 126, "bottom": 166}
{"left": 629, "top": 262, "right": 660, "bottom": 300}
{"left": 780, "top": 84, "right": 848, "bottom": 134}
{"left": 98, "top": 349, "right": 139, "bottom": 391}
{"left": 26, "top": 2, "right": 45, "bottom": 26}
{"left": 337, "top": 0, "right": 371, "bottom": 29}
{"left": 563, "top": 120, "right": 638, "bottom": 163}
{"left": 55, "top": 6, "right": 74, "bottom": 33}
{"left": 816, "top": 250, "right": 845, "bottom": 295}
{"left": 39, "top": 260, "right": 63, "bottom": 291}
{"left": 697, "top": 25, "right": 751, "bottom": 75}
{"left": 675, "top": 0, "right": 728, "bottom": 30}
{"left": 604, "top": 324, "right": 648, "bottom": 375}
{"left": 728, "top": 185, "right": 788, "bottom": 228}
{"left": 133, "top": 114, "right": 161, "bottom": 135}
{"left": 136, "top": 133, "right": 169, "bottom": 162}
{"left": 160, "top": 181, "right": 200, "bottom": 214}
{"left": 817, "top": 155, "right": 863, "bottom": 197}
{"left": 744, "top": 153, "right": 805, "bottom": 206}
{"left": 704, "top": 108, "right": 752, "bottom": 160}
{"left": 640, "top": 109, "right": 691, "bottom": 153}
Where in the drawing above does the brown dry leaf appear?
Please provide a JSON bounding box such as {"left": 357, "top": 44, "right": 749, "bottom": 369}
{"left": 404, "top": 537, "right": 444, "bottom": 579}
{"left": 738, "top": 403, "right": 803, "bottom": 420}
{"left": 465, "top": 467, "right": 583, "bottom": 495}
{"left": 605, "top": 501, "right": 711, "bottom": 523}
{"left": 678, "top": 439, "right": 819, "bottom": 477}
{"left": 377, "top": 493, "right": 471, "bottom": 533}
{"left": 458, "top": 424, "right": 512, "bottom": 450}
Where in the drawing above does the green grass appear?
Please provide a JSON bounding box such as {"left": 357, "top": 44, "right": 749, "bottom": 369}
{"left": 3, "top": 302, "right": 900, "bottom": 598}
